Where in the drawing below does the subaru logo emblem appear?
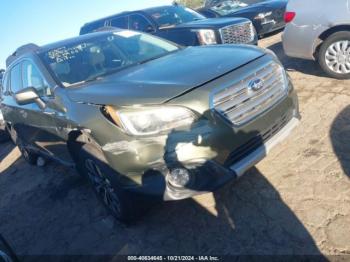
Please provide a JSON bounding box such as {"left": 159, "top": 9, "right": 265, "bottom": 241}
{"left": 248, "top": 79, "right": 264, "bottom": 92}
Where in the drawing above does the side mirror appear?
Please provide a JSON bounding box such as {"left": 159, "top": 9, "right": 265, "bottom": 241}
{"left": 14, "top": 87, "right": 45, "bottom": 109}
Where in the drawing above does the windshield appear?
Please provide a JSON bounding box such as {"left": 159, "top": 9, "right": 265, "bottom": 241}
{"left": 145, "top": 6, "right": 206, "bottom": 28}
{"left": 39, "top": 31, "right": 179, "bottom": 87}
{"left": 208, "top": 0, "right": 262, "bottom": 15}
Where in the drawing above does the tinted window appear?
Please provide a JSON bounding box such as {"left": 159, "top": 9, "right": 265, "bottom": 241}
{"left": 22, "top": 61, "right": 51, "bottom": 97}
{"left": 110, "top": 16, "right": 128, "bottom": 29}
{"left": 10, "top": 64, "right": 22, "bottom": 93}
{"left": 144, "top": 6, "right": 205, "bottom": 28}
{"left": 206, "top": 0, "right": 264, "bottom": 7}
{"left": 39, "top": 31, "right": 179, "bottom": 87}
{"left": 80, "top": 21, "right": 106, "bottom": 35}
{"left": 207, "top": 0, "right": 263, "bottom": 15}
{"left": 129, "top": 14, "right": 154, "bottom": 32}
{"left": 199, "top": 9, "right": 218, "bottom": 18}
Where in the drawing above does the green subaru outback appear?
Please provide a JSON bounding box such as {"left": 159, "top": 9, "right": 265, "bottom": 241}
{"left": 1, "top": 30, "right": 299, "bottom": 221}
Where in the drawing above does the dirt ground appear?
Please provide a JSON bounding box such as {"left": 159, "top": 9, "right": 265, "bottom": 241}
{"left": 0, "top": 33, "right": 350, "bottom": 259}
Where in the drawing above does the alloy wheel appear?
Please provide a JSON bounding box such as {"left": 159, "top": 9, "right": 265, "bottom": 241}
{"left": 84, "top": 159, "right": 122, "bottom": 217}
{"left": 325, "top": 40, "right": 350, "bottom": 74}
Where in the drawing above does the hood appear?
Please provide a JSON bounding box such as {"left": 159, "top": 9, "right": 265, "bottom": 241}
{"left": 172, "top": 17, "right": 250, "bottom": 29}
{"left": 67, "top": 45, "right": 265, "bottom": 107}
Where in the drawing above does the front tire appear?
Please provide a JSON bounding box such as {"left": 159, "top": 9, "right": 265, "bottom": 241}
{"left": 0, "top": 129, "right": 10, "bottom": 143}
{"left": 318, "top": 31, "right": 350, "bottom": 79}
{"left": 71, "top": 142, "right": 139, "bottom": 223}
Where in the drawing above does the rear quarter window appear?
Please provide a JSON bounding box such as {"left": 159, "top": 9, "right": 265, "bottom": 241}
{"left": 80, "top": 20, "right": 106, "bottom": 35}
{"left": 110, "top": 16, "right": 128, "bottom": 29}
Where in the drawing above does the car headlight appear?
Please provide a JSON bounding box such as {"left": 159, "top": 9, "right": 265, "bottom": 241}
{"left": 105, "top": 106, "right": 197, "bottom": 136}
{"left": 254, "top": 11, "right": 273, "bottom": 20}
{"left": 274, "top": 61, "right": 290, "bottom": 92}
{"left": 195, "top": 29, "right": 217, "bottom": 45}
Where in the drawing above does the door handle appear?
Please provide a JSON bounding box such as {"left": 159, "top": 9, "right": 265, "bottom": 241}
{"left": 43, "top": 111, "right": 64, "bottom": 117}
{"left": 43, "top": 111, "right": 55, "bottom": 115}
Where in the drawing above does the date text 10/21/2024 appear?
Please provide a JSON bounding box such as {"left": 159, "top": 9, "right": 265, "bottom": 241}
{"left": 127, "top": 256, "right": 220, "bottom": 261}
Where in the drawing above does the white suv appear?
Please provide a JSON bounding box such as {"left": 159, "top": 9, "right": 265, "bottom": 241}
{"left": 283, "top": 0, "right": 350, "bottom": 79}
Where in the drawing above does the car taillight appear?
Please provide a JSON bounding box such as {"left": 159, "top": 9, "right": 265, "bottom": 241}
{"left": 284, "top": 12, "right": 296, "bottom": 23}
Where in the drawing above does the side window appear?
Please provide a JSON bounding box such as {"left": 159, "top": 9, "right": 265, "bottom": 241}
{"left": 110, "top": 16, "right": 128, "bottom": 29}
{"left": 22, "top": 61, "right": 51, "bottom": 97}
{"left": 129, "top": 14, "right": 154, "bottom": 32}
{"left": 10, "top": 64, "right": 22, "bottom": 93}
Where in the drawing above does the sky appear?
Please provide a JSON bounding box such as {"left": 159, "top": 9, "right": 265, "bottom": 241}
{"left": 0, "top": 0, "right": 173, "bottom": 69}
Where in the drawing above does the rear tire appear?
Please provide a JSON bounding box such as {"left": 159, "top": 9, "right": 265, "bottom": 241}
{"left": 17, "top": 141, "right": 38, "bottom": 165}
{"left": 10, "top": 127, "right": 38, "bottom": 165}
{"left": 70, "top": 141, "right": 140, "bottom": 223}
{"left": 0, "top": 130, "right": 10, "bottom": 143}
{"left": 318, "top": 31, "right": 350, "bottom": 79}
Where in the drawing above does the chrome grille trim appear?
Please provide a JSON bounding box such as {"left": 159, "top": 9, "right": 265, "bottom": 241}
{"left": 219, "top": 21, "right": 255, "bottom": 44}
{"left": 212, "top": 61, "right": 288, "bottom": 126}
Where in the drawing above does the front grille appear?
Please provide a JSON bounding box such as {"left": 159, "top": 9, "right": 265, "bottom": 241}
{"left": 212, "top": 61, "right": 287, "bottom": 126}
{"left": 219, "top": 22, "right": 255, "bottom": 44}
{"left": 224, "top": 113, "right": 290, "bottom": 167}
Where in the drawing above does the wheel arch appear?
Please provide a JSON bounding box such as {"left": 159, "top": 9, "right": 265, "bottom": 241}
{"left": 314, "top": 24, "right": 350, "bottom": 58}
{"left": 66, "top": 129, "right": 103, "bottom": 162}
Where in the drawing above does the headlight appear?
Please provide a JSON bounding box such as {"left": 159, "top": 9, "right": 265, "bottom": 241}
{"left": 195, "top": 29, "right": 217, "bottom": 45}
{"left": 254, "top": 11, "right": 273, "bottom": 20}
{"left": 106, "top": 106, "right": 197, "bottom": 136}
{"left": 275, "top": 62, "right": 290, "bottom": 91}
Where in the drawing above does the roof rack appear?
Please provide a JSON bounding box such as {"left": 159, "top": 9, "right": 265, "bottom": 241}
{"left": 6, "top": 43, "right": 40, "bottom": 67}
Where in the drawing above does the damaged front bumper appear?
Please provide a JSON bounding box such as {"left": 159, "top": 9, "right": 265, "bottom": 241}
{"left": 126, "top": 115, "right": 299, "bottom": 201}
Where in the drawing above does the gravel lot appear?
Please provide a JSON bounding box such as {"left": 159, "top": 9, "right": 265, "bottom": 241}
{"left": 0, "top": 32, "right": 350, "bottom": 259}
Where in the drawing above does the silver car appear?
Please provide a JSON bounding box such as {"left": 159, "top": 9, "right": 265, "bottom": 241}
{"left": 0, "top": 70, "right": 10, "bottom": 142}
{"left": 283, "top": 0, "right": 350, "bottom": 79}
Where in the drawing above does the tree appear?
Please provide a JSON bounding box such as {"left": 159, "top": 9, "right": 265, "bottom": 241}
{"left": 176, "top": 0, "right": 205, "bottom": 9}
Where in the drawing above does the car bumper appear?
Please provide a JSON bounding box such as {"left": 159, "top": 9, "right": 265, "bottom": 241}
{"left": 126, "top": 112, "right": 299, "bottom": 201}
{"left": 230, "top": 116, "right": 299, "bottom": 177}
{"left": 255, "top": 19, "right": 285, "bottom": 36}
{"left": 282, "top": 23, "right": 329, "bottom": 60}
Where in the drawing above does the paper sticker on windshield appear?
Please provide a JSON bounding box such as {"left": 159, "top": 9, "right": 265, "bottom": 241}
{"left": 48, "top": 44, "right": 87, "bottom": 63}
{"left": 114, "top": 30, "right": 140, "bottom": 38}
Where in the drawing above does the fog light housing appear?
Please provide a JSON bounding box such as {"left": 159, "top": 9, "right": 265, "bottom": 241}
{"left": 167, "top": 168, "right": 192, "bottom": 188}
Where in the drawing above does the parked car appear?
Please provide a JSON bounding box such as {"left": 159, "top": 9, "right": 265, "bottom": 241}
{"left": 2, "top": 30, "right": 299, "bottom": 221}
{"left": 80, "top": 4, "right": 258, "bottom": 46}
{"left": 0, "top": 69, "right": 10, "bottom": 143}
{"left": 198, "top": 0, "right": 288, "bottom": 38}
{"left": 283, "top": 0, "right": 350, "bottom": 79}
